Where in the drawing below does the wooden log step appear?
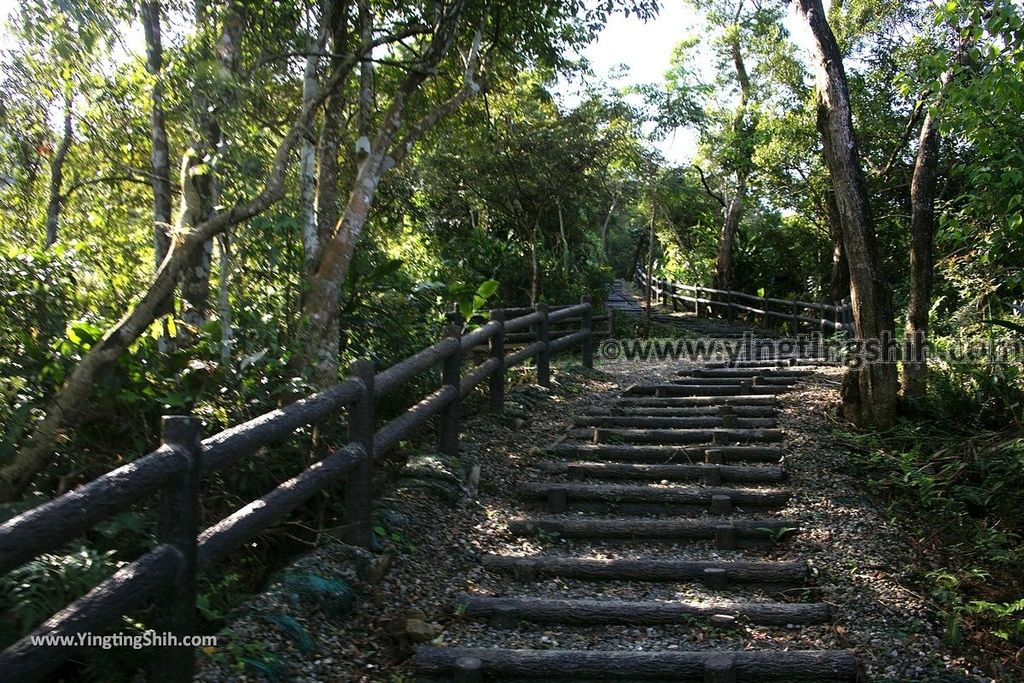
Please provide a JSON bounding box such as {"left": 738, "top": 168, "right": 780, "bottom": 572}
{"left": 480, "top": 555, "right": 808, "bottom": 584}
{"left": 415, "top": 646, "right": 857, "bottom": 682}
{"left": 679, "top": 368, "right": 813, "bottom": 379}
{"left": 704, "top": 359, "right": 826, "bottom": 369}
{"left": 516, "top": 483, "right": 790, "bottom": 509}
{"left": 670, "top": 377, "right": 800, "bottom": 388}
{"left": 660, "top": 377, "right": 757, "bottom": 385}
{"left": 456, "top": 594, "right": 830, "bottom": 626}
{"left": 546, "top": 444, "right": 784, "bottom": 464}
{"left": 575, "top": 416, "right": 776, "bottom": 430}
{"left": 577, "top": 428, "right": 785, "bottom": 445}
{"left": 536, "top": 461, "right": 785, "bottom": 484}
{"left": 592, "top": 406, "right": 777, "bottom": 418}
{"left": 625, "top": 384, "right": 788, "bottom": 397}
{"left": 507, "top": 517, "right": 800, "bottom": 545}
{"left": 613, "top": 395, "right": 777, "bottom": 408}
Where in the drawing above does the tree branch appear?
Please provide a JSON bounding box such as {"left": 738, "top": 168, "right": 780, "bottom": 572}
{"left": 695, "top": 165, "right": 727, "bottom": 208}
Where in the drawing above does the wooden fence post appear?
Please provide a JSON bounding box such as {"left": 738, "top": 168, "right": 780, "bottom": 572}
{"left": 489, "top": 310, "right": 506, "bottom": 412}
{"left": 695, "top": 286, "right": 702, "bottom": 318}
{"left": 536, "top": 303, "right": 550, "bottom": 387}
{"left": 439, "top": 323, "right": 462, "bottom": 455}
{"left": 150, "top": 416, "right": 202, "bottom": 683}
{"left": 761, "top": 295, "right": 768, "bottom": 328}
{"left": 581, "top": 295, "right": 593, "bottom": 369}
{"left": 726, "top": 290, "right": 734, "bottom": 322}
{"left": 344, "top": 360, "right": 375, "bottom": 547}
{"left": 791, "top": 301, "right": 799, "bottom": 335}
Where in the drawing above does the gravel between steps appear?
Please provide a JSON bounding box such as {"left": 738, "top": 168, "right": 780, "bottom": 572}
{"left": 194, "top": 353, "right": 1005, "bottom": 682}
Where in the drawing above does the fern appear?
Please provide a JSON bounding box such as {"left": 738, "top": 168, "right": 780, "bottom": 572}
{"left": 0, "top": 546, "right": 122, "bottom": 647}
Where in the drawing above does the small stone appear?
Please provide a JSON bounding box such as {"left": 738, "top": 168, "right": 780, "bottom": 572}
{"left": 709, "top": 614, "right": 735, "bottom": 625}
{"left": 405, "top": 618, "right": 436, "bottom": 642}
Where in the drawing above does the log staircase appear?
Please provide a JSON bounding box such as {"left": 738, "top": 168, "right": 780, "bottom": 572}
{"left": 412, "top": 329, "right": 858, "bottom": 681}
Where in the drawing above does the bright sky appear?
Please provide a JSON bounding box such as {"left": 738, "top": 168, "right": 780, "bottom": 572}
{"left": 557, "top": 1, "right": 821, "bottom": 165}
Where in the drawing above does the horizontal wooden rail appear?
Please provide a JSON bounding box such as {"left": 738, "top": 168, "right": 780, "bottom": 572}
{"left": 0, "top": 296, "right": 597, "bottom": 683}
{"left": 635, "top": 269, "right": 854, "bottom": 335}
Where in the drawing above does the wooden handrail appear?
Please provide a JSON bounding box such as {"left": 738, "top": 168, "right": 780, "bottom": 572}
{"left": 0, "top": 297, "right": 597, "bottom": 683}
{"left": 634, "top": 269, "right": 854, "bottom": 335}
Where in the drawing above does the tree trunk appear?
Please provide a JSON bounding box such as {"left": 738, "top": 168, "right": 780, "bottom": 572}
{"left": 288, "top": 13, "right": 482, "bottom": 380}
{"left": 903, "top": 68, "right": 952, "bottom": 404}
{"left": 356, "top": 0, "right": 373, "bottom": 159}
{"left": 44, "top": 97, "right": 73, "bottom": 248}
{"left": 307, "top": 0, "right": 351, "bottom": 388}
{"left": 713, "top": 176, "right": 744, "bottom": 292}
{"left": 530, "top": 221, "right": 540, "bottom": 307}
{"left": 797, "top": 0, "right": 898, "bottom": 429}
{"left": 600, "top": 194, "right": 617, "bottom": 259}
{"left": 712, "top": 20, "right": 751, "bottom": 292}
{"left": 826, "top": 189, "right": 849, "bottom": 302}
{"left": 298, "top": 80, "right": 320, "bottom": 270}
{"left": 557, "top": 198, "right": 569, "bottom": 273}
{"left": 141, "top": 0, "right": 173, "bottom": 268}
{"left": 141, "top": 0, "right": 175, "bottom": 351}
{"left": 644, "top": 184, "right": 655, "bottom": 321}
{"left": 181, "top": 0, "right": 247, "bottom": 329}
{"left": 217, "top": 232, "right": 233, "bottom": 364}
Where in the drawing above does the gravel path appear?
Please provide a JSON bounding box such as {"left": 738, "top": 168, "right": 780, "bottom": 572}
{"left": 195, "top": 323, "right": 1007, "bottom": 681}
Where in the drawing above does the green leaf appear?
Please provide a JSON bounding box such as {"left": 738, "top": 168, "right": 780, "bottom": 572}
{"left": 983, "top": 319, "right": 1024, "bottom": 336}
{"left": 476, "top": 279, "right": 499, "bottom": 299}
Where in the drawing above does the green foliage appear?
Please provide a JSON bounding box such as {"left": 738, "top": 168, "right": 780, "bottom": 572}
{"left": 0, "top": 546, "right": 123, "bottom": 648}
{"left": 841, "top": 407, "right": 1024, "bottom": 650}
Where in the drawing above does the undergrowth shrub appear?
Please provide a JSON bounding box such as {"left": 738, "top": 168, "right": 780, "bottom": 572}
{"left": 840, "top": 337, "right": 1024, "bottom": 662}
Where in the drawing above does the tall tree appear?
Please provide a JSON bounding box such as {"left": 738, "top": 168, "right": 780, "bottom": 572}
{"left": 903, "top": 66, "right": 953, "bottom": 403}
{"left": 43, "top": 95, "right": 72, "bottom": 247}
{"left": 140, "top": 0, "right": 172, "bottom": 271}
{"left": 712, "top": 1, "right": 751, "bottom": 292}
{"left": 0, "top": 21, "right": 422, "bottom": 500}
{"left": 796, "top": 0, "right": 899, "bottom": 428}
{"left": 179, "top": 0, "right": 247, "bottom": 330}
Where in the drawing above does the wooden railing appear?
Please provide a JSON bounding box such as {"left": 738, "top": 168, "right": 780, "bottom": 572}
{"left": 0, "top": 298, "right": 596, "bottom": 683}
{"left": 636, "top": 270, "right": 854, "bottom": 335}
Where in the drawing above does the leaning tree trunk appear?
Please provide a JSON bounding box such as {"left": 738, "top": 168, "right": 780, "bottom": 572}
{"left": 798, "top": 0, "right": 898, "bottom": 429}
{"left": 44, "top": 97, "right": 73, "bottom": 248}
{"left": 903, "top": 68, "right": 952, "bottom": 404}
{"left": 826, "top": 189, "right": 850, "bottom": 302}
